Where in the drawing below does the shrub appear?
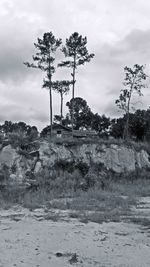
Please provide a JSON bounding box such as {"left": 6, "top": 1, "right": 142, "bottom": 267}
{"left": 75, "top": 162, "right": 89, "bottom": 176}
{"left": 53, "top": 160, "right": 75, "bottom": 173}
{"left": 54, "top": 160, "right": 89, "bottom": 177}
{"left": 11, "top": 163, "right": 17, "bottom": 174}
{"left": 0, "top": 134, "right": 4, "bottom": 144}
{"left": 7, "top": 133, "right": 28, "bottom": 149}
{"left": 0, "top": 164, "right": 10, "bottom": 182}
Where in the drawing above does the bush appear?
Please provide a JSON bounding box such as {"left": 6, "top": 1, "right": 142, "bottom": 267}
{"left": 75, "top": 162, "right": 89, "bottom": 176}
{"left": 8, "top": 133, "right": 27, "bottom": 149}
{"left": 54, "top": 160, "right": 75, "bottom": 173}
{"left": 0, "top": 164, "right": 10, "bottom": 182}
{"left": 0, "top": 134, "right": 4, "bottom": 144}
{"left": 54, "top": 160, "right": 89, "bottom": 177}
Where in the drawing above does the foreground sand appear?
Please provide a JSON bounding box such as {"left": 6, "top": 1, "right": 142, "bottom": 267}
{"left": 0, "top": 200, "right": 150, "bottom": 267}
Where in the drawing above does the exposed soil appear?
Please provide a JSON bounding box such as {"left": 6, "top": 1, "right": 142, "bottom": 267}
{"left": 0, "top": 198, "right": 150, "bottom": 267}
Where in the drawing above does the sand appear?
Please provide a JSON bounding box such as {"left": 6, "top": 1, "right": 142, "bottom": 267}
{"left": 0, "top": 199, "right": 150, "bottom": 267}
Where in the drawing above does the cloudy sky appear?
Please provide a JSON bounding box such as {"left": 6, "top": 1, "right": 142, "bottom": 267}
{"left": 0, "top": 0, "right": 150, "bottom": 130}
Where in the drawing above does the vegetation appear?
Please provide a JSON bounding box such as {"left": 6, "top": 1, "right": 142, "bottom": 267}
{"left": 1, "top": 167, "right": 150, "bottom": 224}
{"left": 0, "top": 32, "right": 150, "bottom": 228}
{"left": 58, "top": 32, "right": 94, "bottom": 132}
{"left": 0, "top": 121, "right": 38, "bottom": 136}
{"left": 1, "top": 105, "right": 150, "bottom": 145}
{"left": 111, "top": 108, "right": 150, "bottom": 141}
{"left": 24, "top": 32, "right": 62, "bottom": 135}
{"left": 115, "top": 64, "right": 148, "bottom": 139}
{"left": 52, "top": 80, "right": 72, "bottom": 124}
{"left": 66, "top": 97, "right": 93, "bottom": 129}
{"left": 22, "top": 31, "right": 149, "bottom": 143}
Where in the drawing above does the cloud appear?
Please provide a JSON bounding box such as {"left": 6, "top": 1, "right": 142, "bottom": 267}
{"left": 78, "top": 28, "right": 150, "bottom": 117}
{"left": 0, "top": 0, "right": 150, "bottom": 130}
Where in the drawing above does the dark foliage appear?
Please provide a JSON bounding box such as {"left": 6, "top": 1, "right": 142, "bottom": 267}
{"left": 115, "top": 64, "right": 148, "bottom": 139}
{"left": 75, "top": 162, "right": 89, "bottom": 176}
{"left": 66, "top": 97, "right": 93, "bottom": 129}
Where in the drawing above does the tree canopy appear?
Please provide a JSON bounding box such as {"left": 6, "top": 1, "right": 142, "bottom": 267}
{"left": 115, "top": 64, "right": 148, "bottom": 139}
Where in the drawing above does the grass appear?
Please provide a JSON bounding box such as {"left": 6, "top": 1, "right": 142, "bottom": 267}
{"left": 0, "top": 185, "right": 49, "bottom": 210}
{"left": 1, "top": 178, "right": 149, "bottom": 209}
{"left": 63, "top": 189, "right": 135, "bottom": 211}
{"left": 38, "top": 186, "right": 136, "bottom": 224}
{"left": 108, "top": 179, "right": 150, "bottom": 197}
{"left": 1, "top": 173, "right": 150, "bottom": 224}
{"left": 126, "top": 217, "right": 150, "bottom": 228}
{"left": 44, "top": 212, "right": 62, "bottom": 222}
{"left": 1, "top": 134, "right": 150, "bottom": 226}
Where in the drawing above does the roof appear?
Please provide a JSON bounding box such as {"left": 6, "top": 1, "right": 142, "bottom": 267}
{"left": 51, "top": 124, "right": 98, "bottom": 137}
{"left": 52, "top": 124, "right": 72, "bottom": 132}
{"left": 84, "top": 130, "right": 98, "bottom": 136}
{"left": 73, "top": 130, "right": 87, "bottom": 137}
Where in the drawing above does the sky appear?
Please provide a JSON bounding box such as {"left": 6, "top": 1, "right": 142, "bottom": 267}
{"left": 0, "top": 0, "right": 150, "bottom": 131}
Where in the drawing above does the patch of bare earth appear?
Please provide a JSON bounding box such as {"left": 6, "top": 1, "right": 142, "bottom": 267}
{"left": 0, "top": 198, "right": 150, "bottom": 267}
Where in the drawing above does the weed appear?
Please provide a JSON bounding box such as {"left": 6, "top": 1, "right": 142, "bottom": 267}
{"left": 44, "top": 212, "right": 61, "bottom": 222}
{"left": 69, "top": 253, "right": 78, "bottom": 264}
{"left": 127, "top": 217, "right": 150, "bottom": 228}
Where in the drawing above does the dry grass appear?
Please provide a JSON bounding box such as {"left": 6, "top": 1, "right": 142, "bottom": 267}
{"left": 126, "top": 217, "right": 150, "bottom": 228}
{"left": 42, "top": 186, "right": 136, "bottom": 224}
{"left": 108, "top": 179, "right": 150, "bottom": 197}
{"left": 75, "top": 210, "right": 130, "bottom": 224}
{"left": 1, "top": 174, "right": 150, "bottom": 225}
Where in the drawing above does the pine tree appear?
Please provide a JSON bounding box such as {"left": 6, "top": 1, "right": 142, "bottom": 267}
{"left": 24, "top": 32, "right": 62, "bottom": 136}
{"left": 52, "top": 80, "right": 72, "bottom": 124}
{"left": 58, "top": 32, "right": 94, "bottom": 133}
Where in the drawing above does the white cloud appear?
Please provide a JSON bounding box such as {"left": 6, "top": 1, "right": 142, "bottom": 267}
{"left": 0, "top": 0, "right": 150, "bottom": 130}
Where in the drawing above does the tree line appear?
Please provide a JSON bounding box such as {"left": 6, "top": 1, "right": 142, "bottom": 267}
{"left": 0, "top": 121, "right": 38, "bottom": 136}
{"left": 41, "top": 96, "right": 150, "bottom": 142}
{"left": 0, "top": 104, "right": 150, "bottom": 142}
{"left": 24, "top": 31, "right": 149, "bottom": 140}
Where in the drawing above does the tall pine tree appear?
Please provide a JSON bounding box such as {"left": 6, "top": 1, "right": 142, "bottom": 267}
{"left": 59, "top": 32, "right": 94, "bottom": 133}
{"left": 24, "top": 32, "right": 62, "bottom": 136}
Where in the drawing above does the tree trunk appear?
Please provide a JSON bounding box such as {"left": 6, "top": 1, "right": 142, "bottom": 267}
{"left": 123, "top": 89, "right": 132, "bottom": 140}
{"left": 123, "top": 112, "right": 129, "bottom": 140}
{"left": 60, "top": 92, "right": 63, "bottom": 125}
{"left": 71, "top": 54, "right": 76, "bottom": 136}
{"left": 48, "top": 52, "right": 53, "bottom": 137}
{"left": 49, "top": 83, "right": 53, "bottom": 136}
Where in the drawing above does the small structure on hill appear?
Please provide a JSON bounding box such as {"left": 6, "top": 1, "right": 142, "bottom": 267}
{"left": 41, "top": 124, "right": 98, "bottom": 139}
{"left": 52, "top": 124, "right": 72, "bottom": 138}
{"left": 41, "top": 124, "right": 72, "bottom": 138}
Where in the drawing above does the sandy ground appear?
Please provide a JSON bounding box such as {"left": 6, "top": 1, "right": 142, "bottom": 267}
{"left": 0, "top": 198, "right": 150, "bottom": 267}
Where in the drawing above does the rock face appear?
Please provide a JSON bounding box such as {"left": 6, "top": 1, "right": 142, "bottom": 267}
{"left": 0, "top": 141, "right": 150, "bottom": 184}
{"left": 0, "top": 145, "right": 18, "bottom": 168}
{"left": 38, "top": 142, "right": 150, "bottom": 173}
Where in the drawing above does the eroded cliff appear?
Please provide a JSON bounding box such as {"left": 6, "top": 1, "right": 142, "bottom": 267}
{"left": 0, "top": 141, "right": 150, "bottom": 185}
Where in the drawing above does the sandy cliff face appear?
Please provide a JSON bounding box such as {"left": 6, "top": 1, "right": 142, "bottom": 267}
{"left": 38, "top": 142, "right": 150, "bottom": 173}
{"left": 0, "top": 141, "right": 150, "bottom": 184}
